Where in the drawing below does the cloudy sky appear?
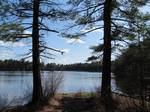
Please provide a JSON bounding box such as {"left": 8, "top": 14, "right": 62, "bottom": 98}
{"left": 0, "top": 2, "right": 149, "bottom": 64}
{"left": 0, "top": 27, "right": 103, "bottom": 64}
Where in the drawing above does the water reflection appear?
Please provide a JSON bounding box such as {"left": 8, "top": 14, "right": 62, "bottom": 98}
{"left": 0, "top": 71, "right": 117, "bottom": 105}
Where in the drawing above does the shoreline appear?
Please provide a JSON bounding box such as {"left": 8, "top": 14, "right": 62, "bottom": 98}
{"left": 2, "top": 92, "right": 145, "bottom": 112}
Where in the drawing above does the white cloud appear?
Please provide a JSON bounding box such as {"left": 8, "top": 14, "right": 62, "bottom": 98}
{"left": 61, "top": 48, "right": 70, "bottom": 53}
{"left": 0, "top": 50, "right": 15, "bottom": 60}
{"left": 40, "top": 48, "right": 71, "bottom": 64}
{"left": 0, "top": 41, "right": 27, "bottom": 47}
{"left": 24, "top": 30, "right": 32, "bottom": 34}
{"left": 58, "top": 55, "right": 71, "bottom": 64}
{"left": 66, "top": 38, "right": 85, "bottom": 44}
{"left": 81, "top": 27, "right": 103, "bottom": 33}
{"left": 51, "top": 48, "right": 71, "bottom": 54}
{"left": 93, "top": 28, "right": 103, "bottom": 32}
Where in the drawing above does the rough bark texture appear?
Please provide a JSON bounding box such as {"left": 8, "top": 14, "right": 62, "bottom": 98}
{"left": 101, "top": 0, "right": 112, "bottom": 107}
{"left": 32, "top": 0, "right": 43, "bottom": 103}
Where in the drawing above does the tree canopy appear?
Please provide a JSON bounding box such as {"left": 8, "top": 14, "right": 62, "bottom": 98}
{"left": 114, "top": 38, "right": 150, "bottom": 96}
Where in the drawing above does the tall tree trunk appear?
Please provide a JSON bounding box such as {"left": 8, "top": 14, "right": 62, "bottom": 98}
{"left": 138, "top": 35, "right": 145, "bottom": 109}
{"left": 32, "top": 0, "right": 43, "bottom": 103}
{"left": 101, "top": 0, "right": 112, "bottom": 101}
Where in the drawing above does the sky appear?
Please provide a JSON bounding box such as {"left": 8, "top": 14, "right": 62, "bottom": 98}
{"left": 0, "top": 1, "right": 149, "bottom": 64}
{"left": 0, "top": 27, "right": 103, "bottom": 64}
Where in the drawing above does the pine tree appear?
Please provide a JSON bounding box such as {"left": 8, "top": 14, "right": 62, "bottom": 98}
{"left": 64, "top": 0, "right": 149, "bottom": 106}
{"left": 0, "top": 0, "right": 64, "bottom": 103}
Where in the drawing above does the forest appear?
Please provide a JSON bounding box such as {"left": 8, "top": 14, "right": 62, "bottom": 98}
{"left": 0, "top": 60, "right": 102, "bottom": 72}
{"left": 0, "top": 0, "right": 150, "bottom": 112}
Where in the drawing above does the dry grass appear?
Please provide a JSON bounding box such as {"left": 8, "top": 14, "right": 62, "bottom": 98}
{"left": 2, "top": 92, "right": 150, "bottom": 112}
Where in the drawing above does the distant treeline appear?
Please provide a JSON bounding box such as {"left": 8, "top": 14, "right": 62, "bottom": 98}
{"left": 0, "top": 60, "right": 102, "bottom": 72}
{"left": 44, "top": 62, "right": 102, "bottom": 72}
{"left": 0, "top": 60, "right": 32, "bottom": 71}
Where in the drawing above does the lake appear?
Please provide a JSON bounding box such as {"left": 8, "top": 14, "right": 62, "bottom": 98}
{"left": 0, "top": 71, "right": 118, "bottom": 105}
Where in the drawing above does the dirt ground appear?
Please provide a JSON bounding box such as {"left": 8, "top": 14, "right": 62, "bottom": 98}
{"left": 2, "top": 93, "right": 149, "bottom": 112}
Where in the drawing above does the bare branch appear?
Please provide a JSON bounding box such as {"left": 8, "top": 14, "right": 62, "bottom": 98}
{"left": 39, "top": 22, "right": 59, "bottom": 33}
{"left": 39, "top": 28, "right": 59, "bottom": 33}
{"left": 41, "top": 46, "right": 64, "bottom": 54}
{"left": 40, "top": 55, "right": 54, "bottom": 59}
{"left": 21, "top": 55, "right": 32, "bottom": 60}
{"left": 16, "top": 34, "right": 32, "bottom": 38}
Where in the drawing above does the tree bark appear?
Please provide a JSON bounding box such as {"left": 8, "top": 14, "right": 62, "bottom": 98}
{"left": 101, "top": 0, "right": 112, "bottom": 100}
{"left": 32, "top": 0, "right": 43, "bottom": 103}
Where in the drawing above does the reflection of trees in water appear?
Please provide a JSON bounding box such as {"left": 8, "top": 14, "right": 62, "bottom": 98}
{"left": 0, "top": 76, "right": 19, "bottom": 83}
{"left": 0, "top": 71, "right": 32, "bottom": 84}
{"left": 0, "top": 75, "right": 30, "bottom": 84}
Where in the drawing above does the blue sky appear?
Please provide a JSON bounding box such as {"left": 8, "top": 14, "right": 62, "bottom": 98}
{"left": 0, "top": 27, "right": 103, "bottom": 64}
{"left": 0, "top": 1, "right": 149, "bottom": 64}
{"left": 0, "top": 0, "right": 104, "bottom": 64}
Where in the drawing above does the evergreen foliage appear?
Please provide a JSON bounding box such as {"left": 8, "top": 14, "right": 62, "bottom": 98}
{"left": 114, "top": 38, "right": 150, "bottom": 96}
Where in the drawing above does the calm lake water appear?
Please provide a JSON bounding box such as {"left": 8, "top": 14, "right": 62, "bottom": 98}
{"left": 0, "top": 71, "right": 118, "bottom": 105}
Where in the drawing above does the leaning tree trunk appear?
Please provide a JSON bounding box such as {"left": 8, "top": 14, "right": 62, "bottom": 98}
{"left": 101, "top": 0, "right": 112, "bottom": 105}
{"left": 32, "top": 0, "right": 43, "bottom": 103}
